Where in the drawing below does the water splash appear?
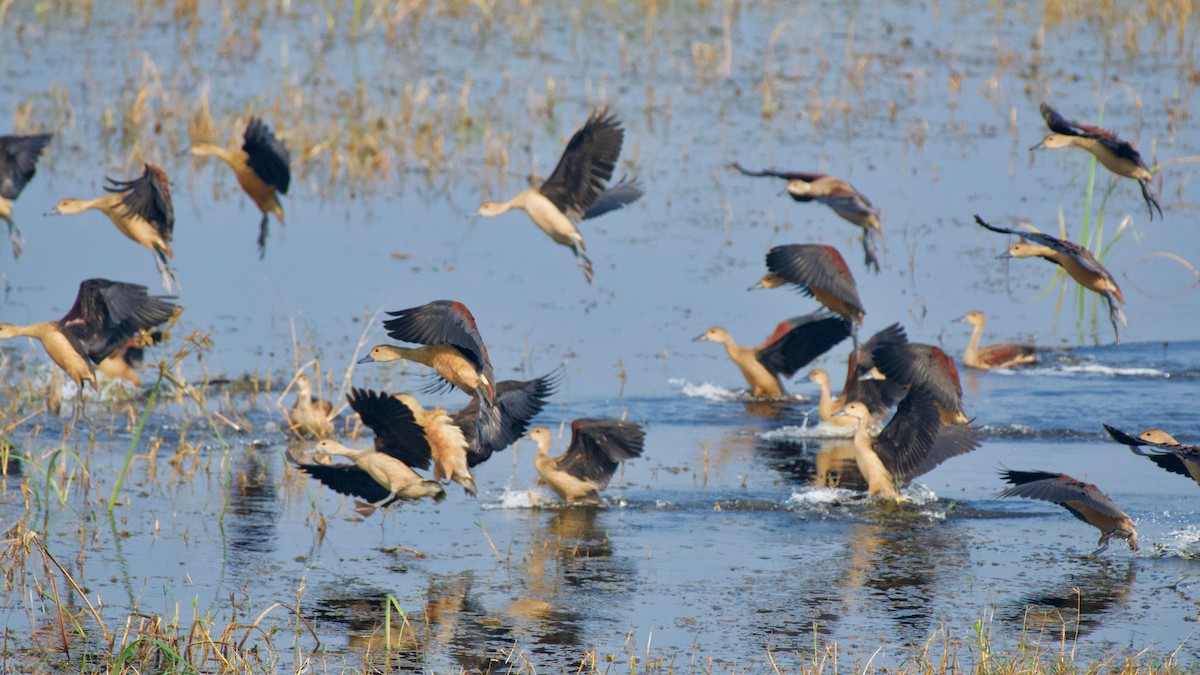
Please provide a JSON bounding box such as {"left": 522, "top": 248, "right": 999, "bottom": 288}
{"left": 757, "top": 421, "right": 854, "bottom": 440}
{"left": 668, "top": 378, "right": 807, "bottom": 404}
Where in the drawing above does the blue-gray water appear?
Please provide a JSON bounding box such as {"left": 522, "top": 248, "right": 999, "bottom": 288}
{"left": 1, "top": 1, "right": 1198, "bottom": 671}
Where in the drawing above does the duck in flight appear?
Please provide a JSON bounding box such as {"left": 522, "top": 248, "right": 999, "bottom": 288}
{"left": 997, "top": 468, "right": 1138, "bottom": 555}
{"left": 526, "top": 419, "right": 645, "bottom": 505}
{"left": 0, "top": 132, "right": 52, "bottom": 258}
{"left": 189, "top": 116, "right": 291, "bottom": 258}
{"left": 975, "top": 214, "right": 1126, "bottom": 344}
{"left": 477, "top": 109, "right": 642, "bottom": 284}
{"left": 1033, "top": 103, "right": 1161, "bottom": 220}
{"left": 1104, "top": 424, "right": 1200, "bottom": 488}
{"left": 48, "top": 164, "right": 178, "bottom": 292}
{"left": 734, "top": 163, "right": 882, "bottom": 272}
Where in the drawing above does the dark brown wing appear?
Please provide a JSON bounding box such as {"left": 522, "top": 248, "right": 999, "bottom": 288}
{"left": 243, "top": 117, "right": 291, "bottom": 194}
{"left": 57, "top": 279, "right": 178, "bottom": 363}
{"left": 105, "top": 164, "right": 174, "bottom": 239}
{"left": 1039, "top": 103, "right": 1078, "bottom": 137}
{"left": 1041, "top": 103, "right": 1146, "bottom": 166}
{"left": 870, "top": 385, "right": 942, "bottom": 482}
{"left": 997, "top": 469, "right": 1129, "bottom": 523}
{"left": 539, "top": 110, "right": 625, "bottom": 219}
{"left": 845, "top": 377, "right": 908, "bottom": 419}
{"left": 0, "top": 133, "right": 52, "bottom": 200}
{"left": 872, "top": 337, "right": 963, "bottom": 413}
{"left": 1103, "top": 424, "right": 1195, "bottom": 479}
{"left": 293, "top": 459, "right": 399, "bottom": 506}
{"left": 976, "top": 343, "right": 1038, "bottom": 366}
{"left": 382, "top": 300, "right": 493, "bottom": 380}
{"left": 974, "top": 216, "right": 1118, "bottom": 293}
{"left": 556, "top": 419, "right": 645, "bottom": 488}
{"left": 974, "top": 214, "right": 1026, "bottom": 238}
{"left": 906, "top": 423, "right": 983, "bottom": 481}
{"left": 582, "top": 175, "right": 643, "bottom": 220}
{"left": 731, "top": 162, "right": 824, "bottom": 183}
{"left": 346, "top": 388, "right": 433, "bottom": 470}
{"left": 756, "top": 313, "right": 851, "bottom": 379}
{"left": 855, "top": 323, "right": 906, "bottom": 375}
{"left": 458, "top": 371, "right": 560, "bottom": 467}
{"left": 764, "top": 244, "right": 864, "bottom": 317}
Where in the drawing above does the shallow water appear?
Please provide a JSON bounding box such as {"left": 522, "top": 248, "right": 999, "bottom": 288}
{"left": 1, "top": 1, "right": 1199, "bottom": 671}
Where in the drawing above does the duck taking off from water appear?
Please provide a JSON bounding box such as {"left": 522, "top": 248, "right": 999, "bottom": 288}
{"left": 0, "top": 132, "right": 52, "bottom": 257}
{"left": 96, "top": 329, "right": 163, "bottom": 387}
{"left": 808, "top": 367, "right": 904, "bottom": 430}
{"left": 291, "top": 388, "right": 446, "bottom": 516}
{"left": 189, "top": 117, "right": 291, "bottom": 258}
{"left": 0, "top": 279, "right": 177, "bottom": 413}
{"left": 974, "top": 215, "right": 1126, "bottom": 344}
{"left": 48, "top": 164, "right": 178, "bottom": 292}
{"left": 1104, "top": 424, "right": 1200, "bottom": 487}
{"left": 837, "top": 385, "right": 982, "bottom": 501}
{"left": 1033, "top": 103, "right": 1161, "bottom": 220}
{"left": 996, "top": 468, "right": 1138, "bottom": 555}
{"left": 477, "top": 109, "right": 641, "bottom": 284}
{"left": 359, "top": 300, "right": 500, "bottom": 440}
{"left": 526, "top": 419, "right": 645, "bottom": 505}
{"left": 959, "top": 311, "right": 1037, "bottom": 370}
{"left": 694, "top": 311, "right": 851, "bottom": 398}
{"left": 733, "top": 163, "right": 881, "bottom": 272}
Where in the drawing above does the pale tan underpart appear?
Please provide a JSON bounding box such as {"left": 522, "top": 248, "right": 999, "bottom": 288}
{"left": 847, "top": 405, "right": 901, "bottom": 501}
{"left": 396, "top": 395, "right": 474, "bottom": 492}
{"left": 1061, "top": 136, "right": 1153, "bottom": 182}
{"left": 288, "top": 377, "right": 334, "bottom": 438}
{"left": 55, "top": 195, "right": 173, "bottom": 258}
{"left": 1, "top": 322, "right": 95, "bottom": 386}
{"left": 320, "top": 440, "right": 443, "bottom": 500}
{"left": 97, "top": 348, "right": 140, "bottom": 386}
{"left": 707, "top": 328, "right": 783, "bottom": 397}
{"left": 530, "top": 431, "right": 604, "bottom": 505}
{"left": 370, "top": 344, "right": 487, "bottom": 397}
{"left": 1019, "top": 245, "right": 1119, "bottom": 297}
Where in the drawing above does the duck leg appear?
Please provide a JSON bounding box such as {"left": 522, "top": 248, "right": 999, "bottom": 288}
{"left": 257, "top": 213, "right": 270, "bottom": 260}
{"left": 1139, "top": 179, "right": 1163, "bottom": 221}
{"left": 154, "top": 247, "right": 179, "bottom": 294}
{"left": 571, "top": 242, "right": 595, "bottom": 284}
{"left": 1104, "top": 292, "right": 1127, "bottom": 345}
{"left": 3, "top": 217, "right": 24, "bottom": 259}
{"left": 1089, "top": 531, "right": 1113, "bottom": 557}
{"left": 861, "top": 229, "right": 880, "bottom": 273}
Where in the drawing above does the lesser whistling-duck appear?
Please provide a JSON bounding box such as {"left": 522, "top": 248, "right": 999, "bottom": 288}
{"left": 1033, "top": 103, "right": 1161, "bottom": 220}
{"left": 358, "top": 300, "right": 499, "bottom": 439}
{"left": 837, "top": 385, "right": 982, "bottom": 501}
{"left": 0, "top": 279, "right": 177, "bottom": 410}
{"left": 869, "top": 325, "right": 969, "bottom": 425}
{"left": 808, "top": 368, "right": 904, "bottom": 429}
{"left": 960, "top": 310, "right": 1037, "bottom": 370}
{"left": 477, "top": 110, "right": 641, "bottom": 284}
{"left": 751, "top": 245, "right": 865, "bottom": 346}
{"left": 49, "top": 164, "right": 178, "bottom": 292}
{"left": 1104, "top": 424, "right": 1200, "bottom": 487}
{"left": 526, "top": 419, "right": 645, "bottom": 505}
{"left": 734, "top": 163, "right": 882, "bottom": 272}
{"left": 694, "top": 312, "right": 851, "bottom": 398}
{"left": 387, "top": 392, "right": 476, "bottom": 497}
{"left": 189, "top": 116, "right": 291, "bottom": 258}
{"left": 286, "top": 374, "right": 335, "bottom": 439}
{"left": 452, "top": 371, "right": 559, "bottom": 468}
{"left": 975, "top": 215, "right": 1126, "bottom": 344}
{"left": 0, "top": 132, "right": 52, "bottom": 257}
{"left": 292, "top": 387, "right": 446, "bottom": 516}
{"left": 997, "top": 468, "right": 1138, "bottom": 554}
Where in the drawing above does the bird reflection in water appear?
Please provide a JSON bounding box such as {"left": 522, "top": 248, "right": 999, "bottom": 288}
{"left": 1004, "top": 560, "right": 1135, "bottom": 639}
{"left": 756, "top": 438, "right": 866, "bottom": 490}
{"left": 225, "top": 446, "right": 279, "bottom": 557}
{"left": 840, "top": 518, "right": 969, "bottom": 644}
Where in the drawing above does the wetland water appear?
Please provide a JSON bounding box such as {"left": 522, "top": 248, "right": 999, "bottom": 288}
{"left": 2, "top": 1, "right": 1199, "bottom": 671}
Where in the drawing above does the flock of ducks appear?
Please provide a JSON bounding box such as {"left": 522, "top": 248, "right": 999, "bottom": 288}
{"left": 0, "top": 99, "right": 1178, "bottom": 552}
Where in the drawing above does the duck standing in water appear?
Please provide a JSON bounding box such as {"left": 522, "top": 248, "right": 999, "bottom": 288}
{"left": 477, "top": 109, "right": 642, "bottom": 283}
{"left": 48, "top": 164, "right": 178, "bottom": 292}
{"left": 189, "top": 116, "right": 291, "bottom": 258}
{"left": 359, "top": 300, "right": 500, "bottom": 440}
{"left": 0, "top": 132, "right": 52, "bottom": 257}
{"left": 287, "top": 374, "right": 335, "bottom": 439}
{"left": 526, "top": 419, "right": 645, "bottom": 505}
{"left": 291, "top": 388, "right": 445, "bottom": 516}
{"left": 959, "top": 310, "right": 1037, "bottom": 370}
{"left": 996, "top": 468, "right": 1138, "bottom": 555}
{"left": 975, "top": 214, "right": 1126, "bottom": 344}
{"left": 694, "top": 312, "right": 851, "bottom": 398}
{"left": 0, "top": 278, "right": 178, "bottom": 415}
{"left": 1033, "top": 103, "right": 1161, "bottom": 220}
{"left": 733, "top": 163, "right": 882, "bottom": 272}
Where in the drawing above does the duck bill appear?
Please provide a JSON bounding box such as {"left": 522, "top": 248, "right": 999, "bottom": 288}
{"left": 44, "top": 207, "right": 62, "bottom": 216}
{"left": 356, "top": 354, "right": 377, "bottom": 364}
{"left": 1028, "top": 141, "right": 1046, "bottom": 152}
{"left": 996, "top": 251, "right": 1014, "bottom": 260}
{"left": 692, "top": 332, "right": 709, "bottom": 342}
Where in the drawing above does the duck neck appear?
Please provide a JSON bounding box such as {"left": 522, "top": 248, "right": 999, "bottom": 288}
{"left": 815, "top": 378, "right": 837, "bottom": 418}
{"left": 57, "top": 196, "right": 118, "bottom": 216}
{"left": 964, "top": 322, "right": 984, "bottom": 360}
{"left": 191, "top": 143, "right": 242, "bottom": 169}
{"left": 9, "top": 322, "right": 56, "bottom": 339}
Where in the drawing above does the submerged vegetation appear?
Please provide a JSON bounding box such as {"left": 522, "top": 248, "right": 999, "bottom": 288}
{"left": 1, "top": 0, "right": 1198, "bottom": 673}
